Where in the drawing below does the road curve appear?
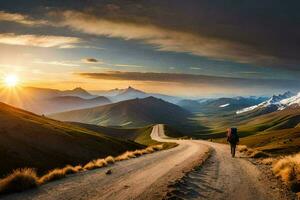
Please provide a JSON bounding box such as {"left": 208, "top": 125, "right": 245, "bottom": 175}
{"left": 3, "top": 124, "right": 210, "bottom": 200}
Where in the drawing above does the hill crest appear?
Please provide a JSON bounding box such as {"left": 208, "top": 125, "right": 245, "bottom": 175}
{"left": 50, "top": 96, "right": 191, "bottom": 127}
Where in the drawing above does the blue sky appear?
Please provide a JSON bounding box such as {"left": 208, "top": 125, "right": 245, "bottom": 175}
{"left": 0, "top": 1, "right": 299, "bottom": 97}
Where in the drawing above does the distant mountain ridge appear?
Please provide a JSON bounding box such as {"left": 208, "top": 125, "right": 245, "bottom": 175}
{"left": 50, "top": 96, "right": 191, "bottom": 127}
{"left": 25, "top": 86, "right": 97, "bottom": 99}
{"left": 178, "top": 96, "right": 267, "bottom": 113}
{"left": 236, "top": 91, "right": 296, "bottom": 115}
{"left": 0, "top": 87, "right": 108, "bottom": 114}
{"left": 91, "top": 86, "right": 182, "bottom": 104}
{"left": 112, "top": 86, "right": 147, "bottom": 102}
{"left": 43, "top": 96, "right": 111, "bottom": 114}
{"left": 62, "top": 87, "right": 96, "bottom": 98}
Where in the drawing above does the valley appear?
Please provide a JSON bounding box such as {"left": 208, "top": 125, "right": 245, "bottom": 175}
{"left": 1, "top": 86, "right": 300, "bottom": 199}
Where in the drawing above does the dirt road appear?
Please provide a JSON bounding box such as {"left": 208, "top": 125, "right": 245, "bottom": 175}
{"left": 166, "top": 140, "right": 292, "bottom": 200}
{"left": 3, "top": 124, "right": 210, "bottom": 200}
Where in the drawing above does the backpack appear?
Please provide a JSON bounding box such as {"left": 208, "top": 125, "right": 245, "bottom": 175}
{"left": 227, "top": 128, "right": 239, "bottom": 143}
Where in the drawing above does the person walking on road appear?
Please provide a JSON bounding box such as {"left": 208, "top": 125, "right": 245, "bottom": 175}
{"left": 227, "top": 128, "right": 239, "bottom": 157}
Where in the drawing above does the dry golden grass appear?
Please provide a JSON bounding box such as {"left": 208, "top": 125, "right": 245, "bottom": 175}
{"left": 259, "top": 158, "right": 276, "bottom": 165}
{"left": 114, "top": 144, "right": 163, "bottom": 161}
{"left": 145, "top": 146, "right": 155, "bottom": 153}
{"left": 115, "top": 151, "right": 136, "bottom": 161}
{"left": 104, "top": 156, "right": 115, "bottom": 164}
{"left": 140, "top": 149, "right": 150, "bottom": 155}
{"left": 83, "top": 159, "right": 107, "bottom": 170}
{"left": 74, "top": 165, "right": 83, "bottom": 172}
{"left": 249, "top": 150, "right": 269, "bottom": 158}
{"left": 238, "top": 145, "right": 248, "bottom": 153}
{"left": 132, "top": 150, "right": 145, "bottom": 157}
{"left": 0, "top": 144, "right": 165, "bottom": 195}
{"left": 62, "top": 165, "right": 80, "bottom": 175}
{"left": 272, "top": 153, "right": 300, "bottom": 192}
{"left": 152, "top": 144, "right": 164, "bottom": 151}
{"left": 83, "top": 160, "right": 97, "bottom": 170}
{"left": 145, "top": 144, "right": 163, "bottom": 154}
{"left": 0, "top": 168, "right": 38, "bottom": 194}
{"left": 39, "top": 168, "right": 66, "bottom": 184}
{"left": 245, "top": 149, "right": 254, "bottom": 156}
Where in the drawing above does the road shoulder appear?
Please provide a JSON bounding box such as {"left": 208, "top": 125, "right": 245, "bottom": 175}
{"left": 137, "top": 146, "right": 212, "bottom": 200}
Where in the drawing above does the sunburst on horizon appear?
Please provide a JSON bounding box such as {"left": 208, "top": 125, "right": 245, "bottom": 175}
{"left": 4, "top": 74, "right": 19, "bottom": 88}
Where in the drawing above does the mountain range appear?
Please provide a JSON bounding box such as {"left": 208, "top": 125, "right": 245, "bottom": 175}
{"left": 0, "top": 86, "right": 185, "bottom": 115}
{"left": 236, "top": 91, "right": 297, "bottom": 115}
{"left": 178, "top": 96, "right": 268, "bottom": 114}
{"left": 0, "top": 87, "right": 110, "bottom": 114}
{"left": 92, "top": 86, "right": 182, "bottom": 104}
{"left": 23, "top": 86, "right": 97, "bottom": 99}
{"left": 111, "top": 86, "right": 148, "bottom": 102}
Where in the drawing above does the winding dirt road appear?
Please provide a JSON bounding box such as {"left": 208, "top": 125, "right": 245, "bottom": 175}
{"left": 2, "top": 124, "right": 210, "bottom": 200}
{"left": 2, "top": 124, "right": 291, "bottom": 200}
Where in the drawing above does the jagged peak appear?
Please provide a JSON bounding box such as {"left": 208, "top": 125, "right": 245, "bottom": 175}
{"left": 72, "top": 87, "right": 86, "bottom": 92}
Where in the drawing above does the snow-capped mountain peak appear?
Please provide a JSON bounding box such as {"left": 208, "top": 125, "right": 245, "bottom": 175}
{"left": 236, "top": 91, "right": 296, "bottom": 114}
{"left": 267, "top": 91, "right": 294, "bottom": 105}
{"left": 279, "top": 92, "right": 300, "bottom": 109}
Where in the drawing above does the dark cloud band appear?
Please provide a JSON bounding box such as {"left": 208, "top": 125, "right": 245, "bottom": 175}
{"left": 78, "top": 71, "right": 300, "bottom": 90}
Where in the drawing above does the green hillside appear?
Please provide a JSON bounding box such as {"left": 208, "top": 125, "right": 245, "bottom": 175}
{"left": 197, "top": 108, "right": 300, "bottom": 154}
{"left": 70, "top": 122, "right": 154, "bottom": 144}
{"left": 50, "top": 97, "right": 191, "bottom": 128}
{"left": 240, "top": 127, "right": 300, "bottom": 154}
{"left": 191, "top": 107, "right": 300, "bottom": 138}
{"left": 71, "top": 122, "right": 184, "bottom": 146}
{"left": 0, "top": 102, "right": 144, "bottom": 177}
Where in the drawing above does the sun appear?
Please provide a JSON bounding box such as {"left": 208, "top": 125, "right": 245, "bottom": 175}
{"left": 4, "top": 74, "right": 19, "bottom": 87}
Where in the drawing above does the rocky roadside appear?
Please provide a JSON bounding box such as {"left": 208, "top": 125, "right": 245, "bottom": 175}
{"left": 249, "top": 158, "right": 297, "bottom": 200}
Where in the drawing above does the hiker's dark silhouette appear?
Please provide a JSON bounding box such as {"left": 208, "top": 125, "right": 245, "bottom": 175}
{"left": 227, "top": 128, "right": 239, "bottom": 157}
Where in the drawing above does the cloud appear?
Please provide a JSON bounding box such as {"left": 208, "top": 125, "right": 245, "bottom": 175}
{"left": 114, "top": 64, "right": 144, "bottom": 68}
{"left": 82, "top": 58, "right": 99, "bottom": 63}
{"left": 1, "top": 2, "right": 299, "bottom": 70}
{"left": 34, "top": 60, "right": 80, "bottom": 67}
{"left": 190, "top": 67, "right": 201, "bottom": 70}
{"left": 78, "top": 71, "right": 300, "bottom": 90}
{"left": 0, "top": 11, "right": 48, "bottom": 26}
{"left": 56, "top": 10, "right": 278, "bottom": 66}
{"left": 0, "top": 33, "right": 80, "bottom": 48}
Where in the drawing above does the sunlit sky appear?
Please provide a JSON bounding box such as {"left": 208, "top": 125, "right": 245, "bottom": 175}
{"left": 0, "top": 1, "right": 300, "bottom": 97}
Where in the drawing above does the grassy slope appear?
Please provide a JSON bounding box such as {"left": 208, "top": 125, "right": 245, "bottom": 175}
{"left": 192, "top": 108, "right": 300, "bottom": 137}
{"left": 240, "top": 127, "right": 300, "bottom": 154}
{"left": 194, "top": 108, "right": 300, "bottom": 154}
{"left": 163, "top": 125, "right": 185, "bottom": 138}
{"left": 71, "top": 122, "right": 183, "bottom": 146}
{"left": 69, "top": 122, "right": 147, "bottom": 141}
{"left": 133, "top": 125, "right": 180, "bottom": 149}
{"left": 0, "top": 102, "right": 143, "bottom": 177}
{"left": 49, "top": 97, "right": 191, "bottom": 128}
{"left": 72, "top": 122, "right": 181, "bottom": 150}
{"left": 70, "top": 122, "right": 155, "bottom": 145}
{"left": 164, "top": 96, "right": 300, "bottom": 154}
